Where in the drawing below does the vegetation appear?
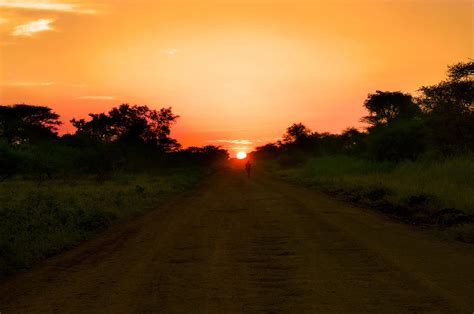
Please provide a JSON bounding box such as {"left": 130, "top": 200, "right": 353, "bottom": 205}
{"left": 0, "top": 60, "right": 472, "bottom": 276}
{"left": 0, "top": 103, "right": 228, "bottom": 277}
{"left": 252, "top": 61, "right": 474, "bottom": 242}
{"left": 274, "top": 155, "right": 473, "bottom": 214}
{"left": 0, "top": 170, "right": 206, "bottom": 277}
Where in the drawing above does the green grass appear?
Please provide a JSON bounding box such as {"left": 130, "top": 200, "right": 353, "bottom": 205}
{"left": 275, "top": 155, "right": 474, "bottom": 214}
{"left": 268, "top": 154, "right": 474, "bottom": 242}
{"left": 0, "top": 168, "right": 207, "bottom": 277}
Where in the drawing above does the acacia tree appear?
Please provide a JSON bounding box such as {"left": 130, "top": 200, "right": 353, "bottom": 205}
{"left": 362, "top": 91, "right": 420, "bottom": 127}
{"left": 418, "top": 60, "right": 473, "bottom": 114}
{"left": 0, "top": 104, "right": 61, "bottom": 144}
{"left": 71, "top": 104, "right": 181, "bottom": 152}
{"left": 282, "top": 123, "right": 311, "bottom": 143}
{"left": 417, "top": 60, "right": 474, "bottom": 153}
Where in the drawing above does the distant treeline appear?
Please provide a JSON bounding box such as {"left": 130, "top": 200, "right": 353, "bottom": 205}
{"left": 0, "top": 103, "right": 228, "bottom": 181}
{"left": 252, "top": 61, "right": 473, "bottom": 163}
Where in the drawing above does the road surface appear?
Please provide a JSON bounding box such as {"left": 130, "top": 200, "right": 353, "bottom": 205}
{"left": 1, "top": 167, "right": 473, "bottom": 313}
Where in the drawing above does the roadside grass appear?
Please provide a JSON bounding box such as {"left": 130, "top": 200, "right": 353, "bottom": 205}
{"left": 0, "top": 168, "right": 206, "bottom": 277}
{"left": 268, "top": 154, "right": 474, "bottom": 242}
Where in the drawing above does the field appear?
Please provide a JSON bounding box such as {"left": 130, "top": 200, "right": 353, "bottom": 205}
{"left": 0, "top": 168, "right": 207, "bottom": 277}
{"left": 266, "top": 154, "right": 474, "bottom": 242}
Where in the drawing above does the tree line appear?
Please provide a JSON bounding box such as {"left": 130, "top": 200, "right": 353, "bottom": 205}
{"left": 0, "top": 103, "right": 228, "bottom": 181}
{"left": 252, "top": 60, "right": 473, "bottom": 163}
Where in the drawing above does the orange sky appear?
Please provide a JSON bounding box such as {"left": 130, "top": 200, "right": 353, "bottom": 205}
{"left": 0, "top": 0, "right": 472, "bottom": 155}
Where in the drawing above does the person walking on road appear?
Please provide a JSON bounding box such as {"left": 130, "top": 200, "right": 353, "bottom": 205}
{"left": 245, "top": 160, "right": 252, "bottom": 178}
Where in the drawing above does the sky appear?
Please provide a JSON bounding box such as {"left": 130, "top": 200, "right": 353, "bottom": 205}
{"left": 0, "top": 0, "right": 472, "bottom": 155}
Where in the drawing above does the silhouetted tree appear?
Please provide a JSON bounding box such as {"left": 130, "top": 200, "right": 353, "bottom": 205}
{"left": 252, "top": 143, "right": 280, "bottom": 160}
{"left": 71, "top": 104, "right": 181, "bottom": 152}
{"left": 0, "top": 104, "right": 61, "bottom": 144}
{"left": 362, "top": 91, "right": 420, "bottom": 127}
{"left": 367, "top": 119, "right": 426, "bottom": 161}
{"left": 339, "top": 127, "right": 366, "bottom": 154}
{"left": 282, "top": 123, "right": 311, "bottom": 143}
{"left": 281, "top": 123, "right": 317, "bottom": 152}
{"left": 418, "top": 60, "right": 474, "bottom": 154}
{"left": 447, "top": 60, "right": 474, "bottom": 82}
{"left": 360, "top": 91, "right": 425, "bottom": 160}
{"left": 419, "top": 63, "right": 473, "bottom": 114}
{"left": 70, "top": 113, "right": 113, "bottom": 142}
{"left": 185, "top": 145, "right": 229, "bottom": 164}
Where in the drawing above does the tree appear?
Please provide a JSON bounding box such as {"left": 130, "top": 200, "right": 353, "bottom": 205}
{"left": 186, "top": 145, "right": 229, "bottom": 164}
{"left": 339, "top": 127, "right": 366, "bottom": 154}
{"left": 447, "top": 60, "right": 474, "bottom": 82}
{"left": 71, "top": 104, "right": 181, "bottom": 152}
{"left": 367, "top": 119, "right": 426, "bottom": 161}
{"left": 70, "top": 113, "right": 114, "bottom": 142}
{"left": 418, "top": 60, "right": 474, "bottom": 154}
{"left": 281, "top": 123, "right": 317, "bottom": 153}
{"left": 253, "top": 143, "right": 280, "bottom": 160}
{"left": 418, "top": 60, "right": 473, "bottom": 113}
{"left": 282, "top": 123, "right": 311, "bottom": 143}
{"left": 0, "top": 104, "right": 61, "bottom": 144}
{"left": 362, "top": 91, "right": 420, "bottom": 127}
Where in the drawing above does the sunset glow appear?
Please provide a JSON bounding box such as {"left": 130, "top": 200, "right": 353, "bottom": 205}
{"left": 236, "top": 151, "right": 247, "bottom": 160}
{"left": 0, "top": 1, "right": 473, "bottom": 310}
{"left": 0, "top": 0, "right": 472, "bottom": 151}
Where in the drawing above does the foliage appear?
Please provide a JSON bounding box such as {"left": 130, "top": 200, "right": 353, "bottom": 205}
{"left": 252, "top": 60, "right": 473, "bottom": 162}
{"left": 366, "top": 119, "right": 427, "bottom": 161}
{"left": 0, "top": 104, "right": 61, "bottom": 144}
{"left": 282, "top": 123, "right": 312, "bottom": 143}
{"left": 184, "top": 145, "right": 229, "bottom": 164}
{"left": 0, "top": 100, "right": 230, "bottom": 277}
{"left": 362, "top": 91, "right": 420, "bottom": 127}
{"left": 251, "top": 60, "right": 474, "bottom": 242}
{"left": 0, "top": 169, "right": 206, "bottom": 277}
{"left": 71, "top": 104, "right": 181, "bottom": 152}
{"left": 271, "top": 154, "right": 474, "bottom": 241}
{"left": 253, "top": 143, "right": 280, "bottom": 160}
{"left": 417, "top": 60, "right": 474, "bottom": 154}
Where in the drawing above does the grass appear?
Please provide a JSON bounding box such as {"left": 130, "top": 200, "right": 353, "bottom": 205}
{"left": 0, "top": 167, "right": 207, "bottom": 277}
{"left": 267, "top": 154, "right": 474, "bottom": 242}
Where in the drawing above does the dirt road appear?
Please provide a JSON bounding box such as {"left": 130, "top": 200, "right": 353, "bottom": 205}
{"left": 1, "top": 167, "right": 473, "bottom": 313}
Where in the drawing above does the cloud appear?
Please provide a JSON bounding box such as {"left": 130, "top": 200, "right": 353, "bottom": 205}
{"left": 213, "top": 139, "right": 253, "bottom": 145}
{"left": 0, "top": 0, "right": 97, "bottom": 14}
{"left": 11, "top": 18, "right": 53, "bottom": 36}
{"left": 77, "top": 96, "right": 116, "bottom": 100}
{"left": 5, "top": 81, "right": 55, "bottom": 86}
{"left": 1, "top": 1, "right": 100, "bottom": 39}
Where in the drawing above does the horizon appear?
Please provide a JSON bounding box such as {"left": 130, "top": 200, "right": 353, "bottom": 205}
{"left": 0, "top": 0, "right": 472, "bottom": 155}
{"left": 1, "top": 2, "right": 474, "bottom": 311}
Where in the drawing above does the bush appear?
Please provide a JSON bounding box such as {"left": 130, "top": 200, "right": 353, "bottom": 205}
{"left": 277, "top": 152, "right": 308, "bottom": 169}
{"left": 367, "top": 120, "right": 427, "bottom": 161}
{"left": 0, "top": 142, "right": 20, "bottom": 180}
{"left": 275, "top": 154, "right": 474, "bottom": 217}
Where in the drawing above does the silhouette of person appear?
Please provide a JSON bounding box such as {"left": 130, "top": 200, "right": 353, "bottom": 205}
{"left": 245, "top": 160, "right": 252, "bottom": 178}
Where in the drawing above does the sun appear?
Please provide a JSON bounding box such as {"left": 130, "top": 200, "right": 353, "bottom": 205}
{"left": 236, "top": 151, "right": 247, "bottom": 159}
